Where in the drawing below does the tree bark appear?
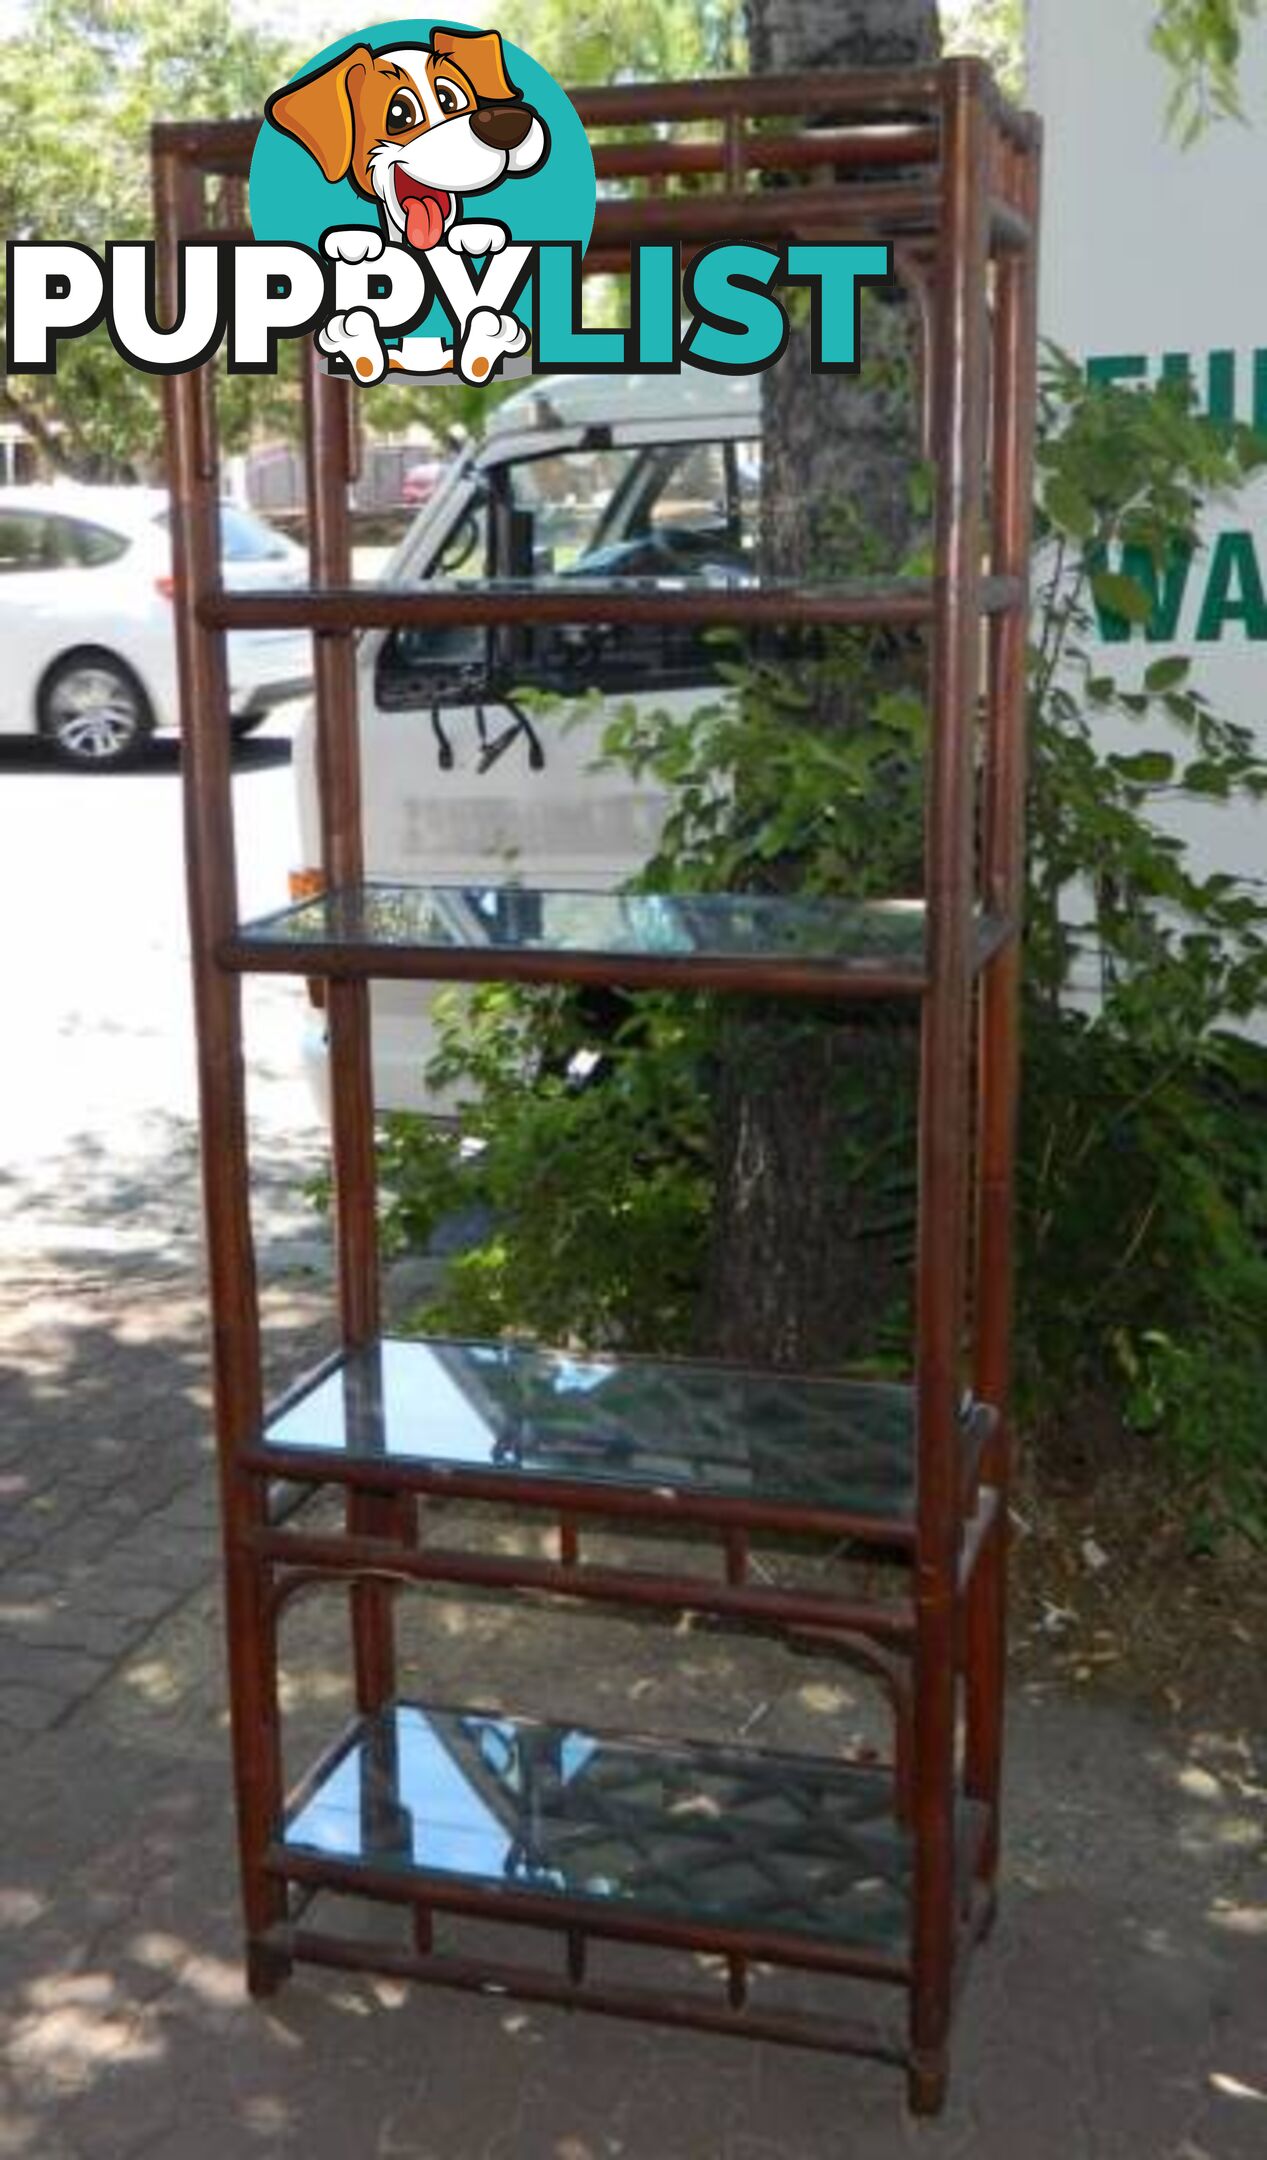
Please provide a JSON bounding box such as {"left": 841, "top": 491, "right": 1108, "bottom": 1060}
{"left": 702, "top": 0, "right": 941, "bottom": 1371}
{"left": 0, "top": 379, "right": 100, "bottom": 481}
{"left": 748, "top": 0, "right": 940, "bottom": 74}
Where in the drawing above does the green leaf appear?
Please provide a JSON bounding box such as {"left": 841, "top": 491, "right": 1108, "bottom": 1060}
{"left": 1183, "top": 760, "right": 1232, "bottom": 796}
{"left": 1044, "top": 475, "right": 1097, "bottom": 540}
{"left": 1163, "top": 692, "right": 1198, "bottom": 724}
{"left": 1144, "top": 655, "right": 1192, "bottom": 692}
{"left": 1109, "top": 751, "right": 1176, "bottom": 784}
{"left": 1092, "top": 570, "right": 1154, "bottom": 625}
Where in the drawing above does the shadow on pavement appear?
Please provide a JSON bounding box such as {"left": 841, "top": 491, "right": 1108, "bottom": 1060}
{"left": 0, "top": 736, "right": 292, "bottom": 778}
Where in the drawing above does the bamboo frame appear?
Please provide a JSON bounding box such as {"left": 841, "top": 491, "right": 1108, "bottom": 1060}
{"left": 200, "top": 577, "right": 1025, "bottom": 629}
{"left": 154, "top": 57, "right": 1040, "bottom": 2114}
{"left": 907, "top": 63, "right": 992, "bottom": 2116}
{"left": 967, "top": 108, "right": 1043, "bottom": 1902}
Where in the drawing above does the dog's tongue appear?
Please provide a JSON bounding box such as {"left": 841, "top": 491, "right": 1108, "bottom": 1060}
{"left": 405, "top": 194, "right": 445, "bottom": 251}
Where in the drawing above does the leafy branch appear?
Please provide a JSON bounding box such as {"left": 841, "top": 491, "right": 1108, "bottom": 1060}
{"left": 1150, "top": 0, "right": 1262, "bottom": 139}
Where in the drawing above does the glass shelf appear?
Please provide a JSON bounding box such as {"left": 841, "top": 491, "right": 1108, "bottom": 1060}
{"left": 228, "top": 883, "right": 1013, "bottom": 999}
{"left": 279, "top": 1700, "right": 917, "bottom": 1962}
{"left": 256, "top": 1334, "right": 990, "bottom": 1540}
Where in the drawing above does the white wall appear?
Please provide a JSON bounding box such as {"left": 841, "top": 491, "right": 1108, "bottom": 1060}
{"left": 1028, "top": 0, "right": 1267, "bottom": 902}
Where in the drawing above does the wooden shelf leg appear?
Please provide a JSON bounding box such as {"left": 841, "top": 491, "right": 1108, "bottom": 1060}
{"left": 156, "top": 144, "right": 293, "bottom": 1998}
{"left": 966, "top": 117, "right": 1040, "bottom": 1894}
{"left": 233, "top": 1559, "right": 292, "bottom": 1984}
{"left": 907, "top": 1587, "right": 958, "bottom": 2116}
{"left": 963, "top": 1498, "right": 1007, "bottom": 1883}
{"left": 349, "top": 1489, "right": 416, "bottom": 1712}
{"left": 246, "top": 1935, "right": 292, "bottom": 1998}
{"left": 907, "top": 56, "right": 993, "bottom": 2116}
{"left": 907, "top": 2051, "right": 949, "bottom": 2116}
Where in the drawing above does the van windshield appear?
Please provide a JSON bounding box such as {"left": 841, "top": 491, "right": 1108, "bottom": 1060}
{"left": 508, "top": 439, "right": 758, "bottom": 582}
{"left": 510, "top": 448, "right": 637, "bottom": 572}
{"left": 421, "top": 438, "right": 760, "bottom": 586}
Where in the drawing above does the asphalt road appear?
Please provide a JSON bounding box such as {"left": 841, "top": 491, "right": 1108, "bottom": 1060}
{"left": 0, "top": 712, "right": 325, "bottom": 1270}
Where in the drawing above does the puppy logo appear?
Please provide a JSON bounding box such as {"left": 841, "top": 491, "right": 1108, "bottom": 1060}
{"left": 266, "top": 30, "right": 548, "bottom": 253}
{"left": 252, "top": 20, "right": 591, "bottom": 385}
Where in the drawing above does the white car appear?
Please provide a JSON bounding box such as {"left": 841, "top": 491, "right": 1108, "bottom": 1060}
{"left": 292, "top": 367, "right": 762, "bottom": 1111}
{"left": 0, "top": 484, "right": 312, "bottom": 767}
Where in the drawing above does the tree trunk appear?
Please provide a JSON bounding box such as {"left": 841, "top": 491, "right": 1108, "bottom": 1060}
{"left": 0, "top": 380, "right": 101, "bottom": 482}
{"left": 748, "top": 0, "right": 940, "bottom": 75}
{"left": 702, "top": 0, "right": 941, "bottom": 1371}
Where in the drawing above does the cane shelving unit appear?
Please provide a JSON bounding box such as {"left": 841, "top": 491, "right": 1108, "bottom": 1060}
{"left": 154, "top": 58, "right": 1040, "bottom": 2116}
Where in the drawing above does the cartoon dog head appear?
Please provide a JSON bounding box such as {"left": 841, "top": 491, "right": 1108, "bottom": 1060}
{"left": 266, "top": 28, "right": 548, "bottom": 252}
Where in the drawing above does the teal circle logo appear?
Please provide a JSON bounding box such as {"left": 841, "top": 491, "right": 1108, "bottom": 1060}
{"left": 249, "top": 19, "right": 595, "bottom": 383}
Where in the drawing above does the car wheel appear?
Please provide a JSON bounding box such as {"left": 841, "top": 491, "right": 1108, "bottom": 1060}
{"left": 38, "top": 649, "right": 153, "bottom": 769}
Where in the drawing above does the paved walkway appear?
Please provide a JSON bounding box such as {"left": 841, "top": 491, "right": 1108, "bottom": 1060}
{"left": 2, "top": 1158, "right": 1265, "bottom": 2160}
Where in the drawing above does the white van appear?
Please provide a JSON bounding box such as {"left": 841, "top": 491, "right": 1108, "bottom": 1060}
{"left": 294, "top": 367, "right": 762, "bottom": 1111}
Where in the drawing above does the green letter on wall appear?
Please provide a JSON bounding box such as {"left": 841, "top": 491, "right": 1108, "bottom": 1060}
{"left": 1196, "top": 531, "right": 1267, "bottom": 641}
{"left": 1090, "top": 541, "right": 1194, "bottom": 642}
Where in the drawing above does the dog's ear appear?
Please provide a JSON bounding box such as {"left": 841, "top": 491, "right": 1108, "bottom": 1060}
{"left": 431, "top": 27, "right": 522, "bottom": 104}
{"left": 266, "top": 45, "right": 373, "bottom": 184}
